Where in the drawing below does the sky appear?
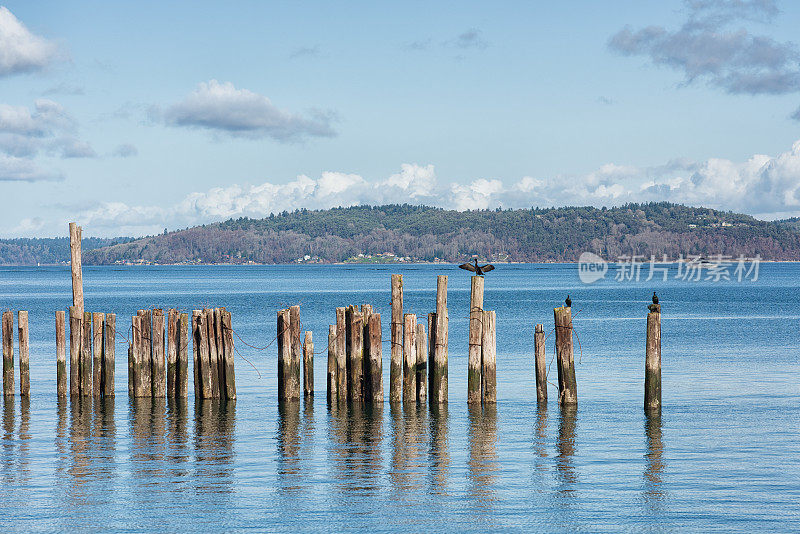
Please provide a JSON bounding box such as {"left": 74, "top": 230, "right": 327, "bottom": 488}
{"left": 1, "top": 0, "right": 800, "bottom": 238}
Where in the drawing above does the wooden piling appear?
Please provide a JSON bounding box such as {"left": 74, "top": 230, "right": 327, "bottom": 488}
{"left": 68, "top": 222, "right": 83, "bottom": 312}
{"left": 191, "top": 310, "right": 201, "bottom": 398}
{"left": 167, "top": 309, "right": 178, "bottom": 397}
{"left": 81, "top": 311, "right": 92, "bottom": 396}
{"left": 335, "top": 307, "right": 346, "bottom": 400}
{"left": 204, "top": 309, "right": 220, "bottom": 398}
{"left": 390, "top": 274, "right": 403, "bottom": 403}
{"left": 2, "top": 311, "right": 14, "bottom": 396}
{"left": 214, "top": 308, "right": 226, "bottom": 396}
{"left": 467, "top": 276, "right": 484, "bottom": 404}
{"left": 303, "top": 330, "right": 313, "bottom": 397}
{"left": 534, "top": 323, "right": 546, "bottom": 404}
{"left": 416, "top": 321, "right": 427, "bottom": 403}
{"left": 131, "top": 315, "right": 146, "bottom": 397}
{"left": 221, "top": 310, "right": 236, "bottom": 400}
{"left": 289, "top": 305, "right": 302, "bottom": 400}
{"left": 139, "top": 310, "right": 152, "bottom": 396}
{"left": 428, "top": 312, "right": 436, "bottom": 402}
{"left": 69, "top": 307, "right": 80, "bottom": 396}
{"left": 92, "top": 312, "right": 104, "bottom": 397}
{"left": 645, "top": 307, "right": 661, "bottom": 411}
{"left": 178, "top": 313, "right": 189, "bottom": 398}
{"left": 431, "top": 275, "right": 448, "bottom": 404}
{"left": 346, "top": 306, "right": 364, "bottom": 402}
{"left": 152, "top": 309, "right": 166, "bottom": 397}
{"left": 327, "top": 325, "right": 337, "bottom": 403}
{"left": 403, "top": 313, "right": 417, "bottom": 403}
{"left": 197, "top": 311, "right": 213, "bottom": 399}
{"left": 18, "top": 311, "right": 29, "bottom": 397}
{"left": 553, "top": 306, "right": 577, "bottom": 405}
{"left": 128, "top": 342, "right": 133, "bottom": 396}
{"left": 56, "top": 310, "right": 67, "bottom": 397}
{"left": 366, "top": 313, "right": 383, "bottom": 403}
{"left": 277, "top": 308, "right": 291, "bottom": 401}
{"left": 481, "top": 310, "right": 496, "bottom": 403}
{"left": 103, "top": 314, "right": 115, "bottom": 397}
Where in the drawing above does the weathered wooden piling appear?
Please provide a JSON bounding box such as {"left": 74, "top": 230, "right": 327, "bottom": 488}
{"left": 103, "top": 313, "right": 115, "bottom": 397}
{"left": 481, "top": 310, "right": 497, "bottom": 403}
{"left": 152, "top": 309, "right": 166, "bottom": 397}
{"left": 327, "top": 325, "right": 337, "bottom": 403}
{"left": 69, "top": 306, "right": 81, "bottom": 396}
{"left": 92, "top": 312, "right": 103, "bottom": 396}
{"left": 139, "top": 310, "right": 152, "bottom": 396}
{"left": 56, "top": 310, "right": 67, "bottom": 397}
{"left": 553, "top": 306, "right": 577, "bottom": 405}
{"left": 221, "top": 310, "right": 236, "bottom": 400}
{"left": 416, "top": 322, "right": 427, "bottom": 403}
{"left": 303, "top": 330, "right": 313, "bottom": 397}
{"left": 534, "top": 323, "right": 546, "bottom": 404}
{"left": 196, "top": 310, "right": 213, "bottom": 399}
{"left": 645, "top": 305, "right": 661, "bottom": 411}
{"left": 346, "top": 306, "right": 364, "bottom": 402}
{"left": 68, "top": 222, "right": 83, "bottom": 312}
{"left": 390, "top": 274, "right": 403, "bottom": 403}
{"left": 289, "top": 305, "right": 302, "bottom": 400}
{"left": 81, "top": 310, "right": 92, "bottom": 396}
{"left": 403, "top": 313, "right": 417, "bottom": 403}
{"left": 430, "top": 275, "right": 449, "bottom": 404}
{"left": 467, "top": 276, "right": 484, "bottom": 404}
{"left": 178, "top": 312, "right": 189, "bottom": 398}
{"left": 204, "top": 308, "right": 220, "bottom": 398}
{"left": 277, "top": 308, "right": 292, "bottom": 401}
{"left": 191, "top": 310, "right": 201, "bottom": 398}
{"left": 167, "top": 309, "right": 178, "bottom": 397}
{"left": 215, "top": 308, "right": 225, "bottom": 393}
{"left": 18, "top": 311, "right": 29, "bottom": 397}
{"left": 335, "top": 307, "right": 346, "bottom": 400}
{"left": 366, "top": 313, "right": 383, "bottom": 403}
{"left": 131, "top": 314, "right": 146, "bottom": 397}
{"left": 2, "top": 311, "right": 13, "bottom": 396}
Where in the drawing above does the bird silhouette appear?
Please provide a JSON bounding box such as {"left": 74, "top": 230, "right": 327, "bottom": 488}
{"left": 458, "top": 258, "right": 495, "bottom": 276}
{"left": 652, "top": 292, "right": 659, "bottom": 305}
{"left": 648, "top": 292, "right": 661, "bottom": 312}
{"left": 565, "top": 295, "right": 571, "bottom": 308}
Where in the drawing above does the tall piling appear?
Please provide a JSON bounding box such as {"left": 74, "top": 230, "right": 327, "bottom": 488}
{"left": 178, "top": 312, "right": 189, "bottom": 398}
{"left": 390, "top": 274, "right": 403, "bottom": 403}
{"left": 416, "top": 321, "right": 427, "bottom": 403}
{"left": 92, "top": 312, "right": 104, "bottom": 396}
{"left": 18, "top": 311, "right": 29, "bottom": 396}
{"left": 289, "top": 305, "right": 302, "bottom": 400}
{"left": 366, "top": 313, "right": 383, "bottom": 403}
{"left": 534, "top": 323, "right": 546, "bottom": 404}
{"left": 69, "top": 306, "right": 81, "bottom": 396}
{"left": 467, "top": 276, "right": 484, "bottom": 404}
{"left": 403, "top": 313, "right": 417, "bottom": 403}
{"left": 2, "top": 311, "right": 13, "bottom": 396}
{"left": 277, "top": 308, "right": 291, "bottom": 401}
{"left": 69, "top": 222, "right": 83, "bottom": 312}
{"left": 481, "top": 310, "right": 497, "bottom": 403}
{"left": 221, "top": 310, "right": 236, "bottom": 400}
{"left": 335, "top": 307, "right": 346, "bottom": 401}
{"left": 431, "top": 275, "right": 448, "bottom": 404}
{"left": 645, "top": 305, "right": 662, "bottom": 411}
{"left": 56, "top": 310, "right": 67, "bottom": 397}
{"left": 303, "top": 330, "right": 313, "bottom": 397}
{"left": 103, "top": 313, "right": 115, "bottom": 397}
{"left": 327, "top": 325, "right": 337, "bottom": 403}
{"left": 346, "top": 306, "right": 364, "bottom": 402}
{"left": 553, "top": 306, "right": 577, "bottom": 405}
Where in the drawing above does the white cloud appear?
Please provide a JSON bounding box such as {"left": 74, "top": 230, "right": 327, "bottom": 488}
{"left": 163, "top": 80, "right": 336, "bottom": 142}
{"left": 0, "top": 7, "right": 58, "bottom": 76}
{"left": 0, "top": 155, "right": 61, "bottom": 182}
{"left": 0, "top": 99, "right": 95, "bottom": 159}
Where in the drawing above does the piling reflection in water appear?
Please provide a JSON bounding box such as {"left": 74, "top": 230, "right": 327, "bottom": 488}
{"left": 193, "top": 399, "right": 236, "bottom": 495}
{"left": 427, "top": 403, "right": 449, "bottom": 494}
{"left": 390, "top": 402, "right": 427, "bottom": 495}
{"left": 1, "top": 397, "right": 31, "bottom": 483}
{"left": 555, "top": 404, "right": 578, "bottom": 496}
{"left": 327, "top": 401, "right": 383, "bottom": 496}
{"left": 467, "top": 403, "right": 498, "bottom": 510}
{"left": 643, "top": 409, "right": 666, "bottom": 505}
{"left": 532, "top": 403, "right": 549, "bottom": 486}
{"left": 277, "top": 400, "right": 301, "bottom": 493}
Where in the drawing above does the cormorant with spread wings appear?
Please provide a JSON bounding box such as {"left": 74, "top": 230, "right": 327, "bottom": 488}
{"left": 459, "top": 258, "right": 495, "bottom": 276}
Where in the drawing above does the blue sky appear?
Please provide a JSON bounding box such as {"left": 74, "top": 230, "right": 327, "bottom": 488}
{"left": 2, "top": 0, "right": 800, "bottom": 237}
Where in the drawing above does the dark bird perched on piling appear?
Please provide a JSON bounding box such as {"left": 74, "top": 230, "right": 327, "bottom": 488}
{"left": 565, "top": 295, "right": 571, "bottom": 308}
{"left": 459, "top": 258, "right": 495, "bottom": 276}
{"left": 648, "top": 292, "right": 661, "bottom": 313}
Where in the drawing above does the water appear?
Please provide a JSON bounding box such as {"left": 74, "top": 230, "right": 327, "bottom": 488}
{"left": 0, "top": 263, "right": 798, "bottom": 532}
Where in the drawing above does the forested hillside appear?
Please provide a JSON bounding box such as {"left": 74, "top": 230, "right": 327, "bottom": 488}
{"left": 0, "top": 237, "right": 133, "bottom": 265}
{"left": 76, "top": 203, "right": 800, "bottom": 265}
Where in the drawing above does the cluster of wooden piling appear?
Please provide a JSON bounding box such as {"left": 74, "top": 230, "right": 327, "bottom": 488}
{"left": 2, "top": 311, "right": 30, "bottom": 396}
{"left": 191, "top": 308, "right": 236, "bottom": 400}
{"left": 62, "top": 307, "right": 116, "bottom": 397}
{"left": 325, "top": 304, "right": 383, "bottom": 403}
{"left": 466, "top": 276, "right": 496, "bottom": 404}
{"left": 129, "top": 308, "right": 192, "bottom": 398}
{"left": 277, "top": 305, "right": 305, "bottom": 401}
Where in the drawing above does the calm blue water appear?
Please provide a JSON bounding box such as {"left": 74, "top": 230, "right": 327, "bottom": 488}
{"left": 0, "top": 263, "right": 798, "bottom": 532}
